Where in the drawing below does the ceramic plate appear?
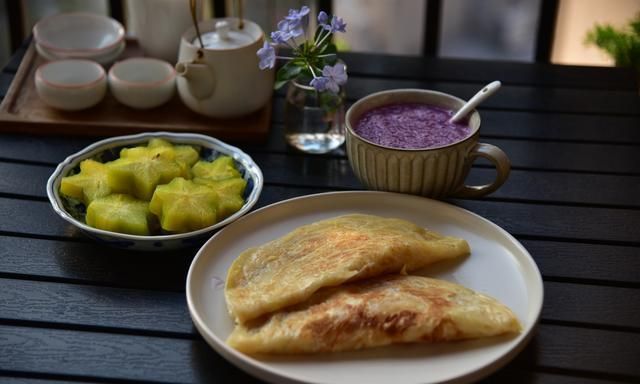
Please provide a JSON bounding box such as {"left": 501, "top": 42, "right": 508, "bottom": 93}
{"left": 186, "top": 191, "right": 543, "bottom": 384}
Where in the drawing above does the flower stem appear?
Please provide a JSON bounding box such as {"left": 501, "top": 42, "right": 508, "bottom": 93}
{"left": 308, "top": 64, "right": 318, "bottom": 78}
{"left": 316, "top": 31, "right": 333, "bottom": 49}
{"left": 314, "top": 28, "right": 327, "bottom": 45}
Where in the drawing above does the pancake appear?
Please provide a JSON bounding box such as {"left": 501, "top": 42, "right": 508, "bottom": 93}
{"left": 227, "top": 275, "right": 521, "bottom": 354}
{"left": 225, "top": 214, "right": 470, "bottom": 323}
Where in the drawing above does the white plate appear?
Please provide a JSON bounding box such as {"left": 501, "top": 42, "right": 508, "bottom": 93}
{"left": 186, "top": 191, "right": 543, "bottom": 384}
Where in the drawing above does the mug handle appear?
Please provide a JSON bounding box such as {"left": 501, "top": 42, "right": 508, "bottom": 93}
{"left": 453, "top": 143, "right": 510, "bottom": 198}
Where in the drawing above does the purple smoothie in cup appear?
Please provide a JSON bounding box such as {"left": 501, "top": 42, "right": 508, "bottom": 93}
{"left": 354, "top": 103, "right": 472, "bottom": 150}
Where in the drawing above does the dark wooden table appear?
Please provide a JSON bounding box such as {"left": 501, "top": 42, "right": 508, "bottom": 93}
{"left": 1, "top": 42, "right": 640, "bottom": 383}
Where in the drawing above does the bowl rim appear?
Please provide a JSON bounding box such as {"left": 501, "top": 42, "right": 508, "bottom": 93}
{"left": 345, "top": 88, "right": 482, "bottom": 152}
{"left": 46, "top": 132, "right": 264, "bottom": 242}
{"left": 35, "top": 40, "right": 126, "bottom": 65}
{"left": 108, "top": 58, "right": 177, "bottom": 88}
{"left": 33, "top": 12, "right": 125, "bottom": 54}
{"left": 35, "top": 59, "right": 106, "bottom": 89}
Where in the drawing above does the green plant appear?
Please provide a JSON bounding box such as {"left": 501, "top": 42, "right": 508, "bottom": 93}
{"left": 585, "top": 13, "right": 640, "bottom": 70}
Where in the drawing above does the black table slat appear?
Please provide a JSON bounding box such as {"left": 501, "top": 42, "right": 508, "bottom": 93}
{"left": 521, "top": 240, "right": 640, "bottom": 286}
{"left": 338, "top": 78, "right": 640, "bottom": 116}
{"left": 483, "top": 369, "right": 637, "bottom": 384}
{"left": 3, "top": 135, "right": 640, "bottom": 177}
{"left": 471, "top": 169, "right": 640, "bottom": 208}
{"left": 340, "top": 52, "right": 639, "bottom": 91}
{"left": 4, "top": 155, "right": 640, "bottom": 210}
{"left": 0, "top": 237, "right": 194, "bottom": 290}
{"left": 0, "top": 136, "right": 95, "bottom": 165}
{"left": 541, "top": 282, "right": 640, "bottom": 330}
{"left": 0, "top": 185, "right": 332, "bottom": 240}
{"left": 0, "top": 379, "right": 87, "bottom": 384}
{"left": 3, "top": 194, "right": 640, "bottom": 245}
{"left": 1, "top": 277, "right": 638, "bottom": 334}
{"left": 531, "top": 325, "right": 640, "bottom": 379}
{"left": 2, "top": 236, "right": 639, "bottom": 291}
{"left": 479, "top": 110, "right": 640, "bottom": 144}
{"left": 270, "top": 99, "right": 640, "bottom": 145}
{"left": 455, "top": 200, "right": 640, "bottom": 244}
{"left": 0, "top": 162, "right": 52, "bottom": 198}
{"left": 3, "top": 37, "right": 31, "bottom": 74}
{"left": 0, "top": 325, "right": 258, "bottom": 384}
{"left": 0, "top": 278, "right": 193, "bottom": 335}
{"left": 4, "top": 154, "right": 640, "bottom": 210}
{"left": 485, "top": 138, "right": 640, "bottom": 175}
{"left": 0, "top": 71, "right": 14, "bottom": 101}
{"left": 0, "top": 378, "right": 97, "bottom": 384}
{"left": 2, "top": 324, "right": 639, "bottom": 382}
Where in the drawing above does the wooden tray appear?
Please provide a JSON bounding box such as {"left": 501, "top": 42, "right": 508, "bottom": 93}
{"left": 0, "top": 40, "right": 272, "bottom": 140}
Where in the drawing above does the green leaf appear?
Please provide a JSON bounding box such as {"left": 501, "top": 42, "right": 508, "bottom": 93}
{"left": 275, "top": 62, "right": 302, "bottom": 90}
{"left": 585, "top": 13, "right": 640, "bottom": 70}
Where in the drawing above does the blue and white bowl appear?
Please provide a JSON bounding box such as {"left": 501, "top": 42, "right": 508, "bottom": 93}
{"left": 46, "top": 132, "right": 263, "bottom": 251}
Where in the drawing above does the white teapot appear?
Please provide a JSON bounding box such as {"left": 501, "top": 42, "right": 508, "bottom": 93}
{"left": 175, "top": 18, "right": 274, "bottom": 118}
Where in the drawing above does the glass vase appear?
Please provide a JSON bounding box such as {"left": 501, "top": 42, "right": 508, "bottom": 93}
{"left": 284, "top": 80, "right": 346, "bottom": 154}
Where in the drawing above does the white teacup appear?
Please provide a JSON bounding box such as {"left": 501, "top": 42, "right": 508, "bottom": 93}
{"left": 175, "top": 18, "right": 274, "bottom": 118}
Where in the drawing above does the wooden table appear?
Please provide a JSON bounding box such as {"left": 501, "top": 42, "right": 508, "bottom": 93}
{"left": 1, "top": 42, "right": 639, "bottom": 383}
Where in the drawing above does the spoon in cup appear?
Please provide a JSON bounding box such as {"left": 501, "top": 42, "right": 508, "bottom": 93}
{"left": 449, "top": 80, "right": 501, "bottom": 124}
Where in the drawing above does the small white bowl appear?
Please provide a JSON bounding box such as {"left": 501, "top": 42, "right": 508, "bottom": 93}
{"left": 35, "top": 40, "right": 125, "bottom": 66}
{"left": 35, "top": 59, "right": 107, "bottom": 111}
{"left": 33, "top": 12, "right": 125, "bottom": 55}
{"left": 46, "top": 132, "right": 264, "bottom": 251}
{"left": 108, "top": 58, "right": 176, "bottom": 109}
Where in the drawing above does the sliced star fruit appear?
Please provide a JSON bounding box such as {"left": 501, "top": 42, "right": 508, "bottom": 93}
{"left": 194, "top": 177, "right": 247, "bottom": 219}
{"left": 149, "top": 177, "right": 219, "bottom": 233}
{"left": 86, "top": 194, "right": 153, "bottom": 235}
{"left": 107, "top": 149, "right": 186, "bottom": 200}
{"left": 191, "top": 156, "right": 241, "bottom": 181}
{"left": 60, "top": 159, "right": 112, "bottom": 205}
{"left": 147, "top": 138, "right": 200, "bottom": 177}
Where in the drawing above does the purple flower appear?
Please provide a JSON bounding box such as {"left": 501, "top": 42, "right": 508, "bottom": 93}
{"left": 277, "top": 18, "right": 303, "bottom": 40}
{"left": 310, "top": 76, "right": 329, "bottom": 92}
{"left": 270, "top": 29, "right": 290, "bottom": 45}
{"left": 281, "top": 6, "right": 309, "bottom": 38}
{"left": 317, "top": 11, "right": 329, "bottom": 26}
{"left": 328, "top": 16, "right": 347, "bottom": 33}
{"left": 321, "top": 63, "right": 347, "bottom": 93}
{"left": 256, "top": 41, "right": 275, "bottom": 69}
{"left": 285, "top": 6, "right": 310, "bottom": 22}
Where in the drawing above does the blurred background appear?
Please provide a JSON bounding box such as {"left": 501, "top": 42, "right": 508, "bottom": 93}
{"left": 2, "top": 0, "right": 639, "bottom": 68}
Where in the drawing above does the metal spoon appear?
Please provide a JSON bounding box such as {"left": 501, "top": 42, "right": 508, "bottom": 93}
{"left": 449, "top": 80, "right": 501, "bottom": 124}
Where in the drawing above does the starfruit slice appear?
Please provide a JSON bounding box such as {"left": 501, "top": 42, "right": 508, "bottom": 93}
{"left": 146, "top": 138, "right": 200, "bottom": 178}
{"left": 107, "top": 147, "right": 186, "bottom": 201}
{"left": 191, "top": 156, "right": 241, "bottom": 181}
{"left": 60, "top": 159, "right": 112, "bottom": 205}
{"left": 149, "top": 177, "right": 219, "bottom": 233}
{"left": 194, "top": 177, "right": 247, "bottom": 220}
{"left": 86, "top": 194, "right": 152, "bottom": 235}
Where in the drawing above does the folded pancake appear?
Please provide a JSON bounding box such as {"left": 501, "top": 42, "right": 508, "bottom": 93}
{"left": 227, "top": 275, "right": 521, "bottom": 354}
{"left": 225, "top": 214, "right": 470, "bottom": 323}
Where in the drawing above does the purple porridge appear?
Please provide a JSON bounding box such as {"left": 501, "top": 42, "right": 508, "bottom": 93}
{"left": 355, "top": 103, "right": 472, "bottom": 150}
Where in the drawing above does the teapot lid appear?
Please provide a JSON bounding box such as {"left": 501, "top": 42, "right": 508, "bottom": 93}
{"left": 196, "top": 20, "right": 255, "bottom": 49}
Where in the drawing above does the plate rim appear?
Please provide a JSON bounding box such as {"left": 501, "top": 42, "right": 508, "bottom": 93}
{"left": 186, "top": 190, "right": 544, "bottom": 384}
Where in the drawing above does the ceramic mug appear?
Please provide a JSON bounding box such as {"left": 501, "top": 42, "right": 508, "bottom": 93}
{"left": 345, "top": 89, "right": 511, "bottom": 199}
{"left": 175, "top": 18, "right": 274, "bottom": 118}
